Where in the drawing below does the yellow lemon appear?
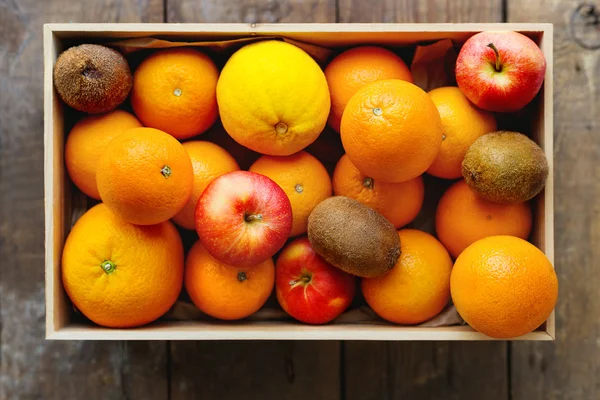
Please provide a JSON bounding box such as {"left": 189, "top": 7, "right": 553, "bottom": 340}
{"left": 216, "top": 40, "right": 330, "bottom": 156}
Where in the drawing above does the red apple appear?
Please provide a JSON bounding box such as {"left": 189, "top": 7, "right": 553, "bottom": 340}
{"left": 275, "top": 237, "right": 356, "bottom": 324}
{"left": 455, "top": 31, "right": 546, "bottom": 112}
{"left": 195, "top": 170, "right": 292, "bottom": 267}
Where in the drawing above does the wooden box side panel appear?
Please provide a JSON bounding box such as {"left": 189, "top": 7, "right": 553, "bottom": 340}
{"left": 524, "top": 27, "right": 555, "bottom": 338}
{"left": 540, "top": 25, "right": 555, "bottom": 338}
{"left": 45, "top": 23, "right": 555, "bottom": 51}
{"left": 46, "top": 321, "right": 556, "bottom": 341}
{"left": 44, "top": 26, "right": 71, "bottom": 337}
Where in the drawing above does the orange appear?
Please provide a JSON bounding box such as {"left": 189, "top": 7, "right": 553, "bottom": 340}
{"left": 184, "top": 240, "right": 274, "bottom": 320}
{"left": 426, "top": 87, "right": 497, "bottom": 179}
{"left": 451, "top": 235, "right": 558, "bottom": 338}
{"left": 216, "top": 40, "right": 330, "bottom": 156}
{"left": 436, "top": 180, "right": 532, "bottom": 259}
{"left": 362, "top": 229, "right": 453, "bottom": 325}
{"left": 61, "top": 203, "right": 184, "bottom": 328}
{"left": 325, "top": 46, "right": 413, "bottom": 133}
{"left": 340, "top": 79, "right": 443, "bottom": 183}
{"left": 65, "top": 110, "right": 142, "bottom": 199}
{"left": 131, "top": 48, "right": 219, "bottom": 140}
{"left": 332, "top": 154, "right": 424, "bottom": 228}
{"left": 172, "top": 141, "right": 240, "bottom": 230}
{"left": 97, "top": 127, "right": 193, "bottom": 226}
{"left": 249, "top": 151, "right": 332, "bottom": 237}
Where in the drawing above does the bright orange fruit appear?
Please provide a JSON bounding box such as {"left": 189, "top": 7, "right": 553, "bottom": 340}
{"left": 65, "top": 110, "right": 142, "bottom": 199}
{"left": 362, "top": 229, "right": 453, "bottom": 325}
{"left": 249, "top": 151, "right": 332, "bottom": 237}
{"left": 451, "top": 235, "right": 558, "bottom": 338}
{"left": 340, "top": 79, "right": 443, "bottom": 183}
{"left": 435, "top": 180, "right": 532, "bottom": 258}
{"left": 426, "top": 86, "right": 497, "bottom": 179}
{"left": 332, "top": 154, "right": 424, "bottom": 228}
{"left": 325, "top": 46, "right": 413, "bottom": 133}
{"left": 61, "top": 203, "right": 184, "bottom": 328}
{"left": 172, "top": 141, "right": 239, "bottom": 230}
{"left": 184, "top": 240, "right": 274, "bottom": 320}
{"left": 131, "top": 48, "right": 219, "bottom": 139}
{"left": 96, "top": 127, "right": 194, "bottom": 225}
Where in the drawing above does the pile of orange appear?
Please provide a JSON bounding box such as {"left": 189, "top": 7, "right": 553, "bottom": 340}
{"left": 58, "top": 40, "right": 556, "bottom": 339}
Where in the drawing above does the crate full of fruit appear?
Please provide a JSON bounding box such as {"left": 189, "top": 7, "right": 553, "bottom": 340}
{"left": 44, "top": 23, "right": 555, "bottom": 341}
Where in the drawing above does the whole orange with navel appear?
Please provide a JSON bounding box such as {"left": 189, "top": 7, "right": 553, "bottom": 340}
{"left": 332, "top": 154, "right": 424, "bottom": 228}
{"left": 249, "top": 151, "right": 332, "bottom": 237}
{"left": 325, "top": 46, "right": 413, "bottom": 133}
{"left": 426, "top": 86, "right": 497, "bottom": 179}
{"left": 131, "top": 48, "right": 219, "bottom": 139}
{"left": 65, "top": 109, "right": 142, "bottom": 199}
{"left": 340, "top": 79, "right": 443, "bottom": 183}
{"left": 216, "top": 40, "right": 330, "bottom": 156}
{"left": 184, "top": 240, "right": 275, "bottom": 320}
{"left": 172, "top": 141, "right": 240, "bottom": 230}
{"left": 97, "top": 127, "right": 194, "bottom": 226}
{"left": 61, "top": 203, "right": 184, "bottom": 328}
{"left": 451, "top": 235, "right": 558, "bottom": 338}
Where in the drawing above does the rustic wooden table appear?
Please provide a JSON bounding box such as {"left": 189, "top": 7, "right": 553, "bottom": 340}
{"left": 1, "top": 0, "right": 599, "bottom": 399}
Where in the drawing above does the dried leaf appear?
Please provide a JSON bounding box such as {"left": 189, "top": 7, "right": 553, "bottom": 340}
{"left": 105, "top": 35, "right": 333, "bottom": 65}
{"left": 410, "top": 39, "right": 458, "bottom": 92}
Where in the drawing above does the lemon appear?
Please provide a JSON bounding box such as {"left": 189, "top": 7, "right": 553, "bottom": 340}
{"left": 217, "top": 40, "right": 330, "bottom": 156}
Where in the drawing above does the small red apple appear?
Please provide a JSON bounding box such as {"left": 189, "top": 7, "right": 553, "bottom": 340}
{"left": 275, "top": 237, "right": 356, "bottom": 324}
{"left": 195, "top": 170, "right": 292, "bottom": 267}
{"left": 455, "top": 31, "right": 546, "bottom": 112}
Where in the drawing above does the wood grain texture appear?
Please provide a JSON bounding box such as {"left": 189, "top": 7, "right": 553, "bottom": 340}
{"left": 340, "top": 1, "right": 508, "bottom": 399}
{"left": 508, "top": 1, "right": 600, "bottom": 399}
{"left": 171, "top": 341, "right": 341, "bottom": 400}
{"left": 0, "top": 0, "right": 165, "bottom": 399}
{"left": 166, "top": 4, "right": 342, "bottom": 399}
{"left": 167, "top": 0, "right": 336, "bottom": 23}
{"left": 338, "top": 0, "right": 503, "bottom": 23}
{"left": 345, "top": 342, "right": 508, "bottom": 400}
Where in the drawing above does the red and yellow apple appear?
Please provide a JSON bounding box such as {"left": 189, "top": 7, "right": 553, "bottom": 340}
{"left": 195, "top": 170, "right": 292, "bottom": 267}
{"left": 455, "top": 31, "right": 546, "bottom": 112}
{"left": 275, "top": 237, "right": 356, "bottom": 324}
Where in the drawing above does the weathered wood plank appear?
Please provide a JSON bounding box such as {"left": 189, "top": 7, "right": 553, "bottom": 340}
{"left": 168, "top": 0, "right": 337, "bottom": 23}
{"left": 508, "top": 1, "right": 600, "bottom": 399}
{"left": 166, "top": 2, "right": 342, "bottom": 399}
{"left": 0, "top": 0, "right": 166, "bottom": 399}
{"left": 340, "top": 2, "right": 508, "bottom": 399}
{"left": 346, "top": 342, "right": 508, "bottom": 400}
{"left": 171, "top": 341, "right": 341, "bottom": 400}
{"left": 338, "top": 0, "right": 503, "bottom": 23}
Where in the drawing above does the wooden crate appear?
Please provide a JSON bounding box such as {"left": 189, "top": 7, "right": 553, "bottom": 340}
{"left": 44, "top": 23, "right": 554, "bottom": 341}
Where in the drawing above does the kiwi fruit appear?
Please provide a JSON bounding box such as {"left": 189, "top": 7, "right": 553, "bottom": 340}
{"left": 53, "top": 44, "right": 132, "bottom": 114}
{"left": 462, "top": 131, "right": 549, "bottom": 204}
{"left": 307, "top": 196, "right": 400, "bottom": 278}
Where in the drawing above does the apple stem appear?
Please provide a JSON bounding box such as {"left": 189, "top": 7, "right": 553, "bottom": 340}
{"left": 289, "top": 274, "right": 312, "bottom": 286}
{"left": 237, "top": 272, "right": 247, "bottom": 282}
{"left": 244, "top": 213, "right": 263, "bottom": 222}
{"left": 487, "top": 43, "right": 502, "bottom": 72}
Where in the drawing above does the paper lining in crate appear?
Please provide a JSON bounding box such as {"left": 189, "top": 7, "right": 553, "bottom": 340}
{"left": 44, "top": 23, "right": 554, "bottom": 341}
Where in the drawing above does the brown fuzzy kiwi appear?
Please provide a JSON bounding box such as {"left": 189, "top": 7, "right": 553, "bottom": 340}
{"left": 307, "top": 196, "right": 400, "bottom": 278}
{"left": 462, "top": 131, "right": 549, "bottom": 204}
{"left": 53, "top": 44, "right": 132, "bottom": 113}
